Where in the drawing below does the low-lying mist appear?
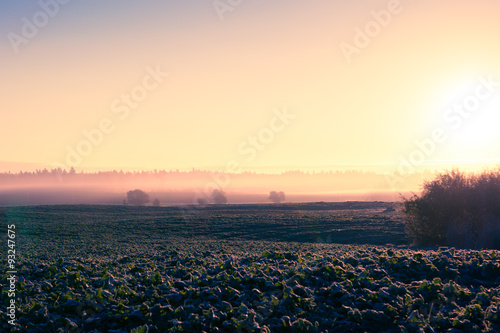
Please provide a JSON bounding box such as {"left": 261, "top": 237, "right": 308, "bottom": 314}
{"left": 0, "top": 169, "right": 427, "bottom": 206}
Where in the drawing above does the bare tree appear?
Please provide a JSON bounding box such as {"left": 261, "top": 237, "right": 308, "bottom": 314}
{"left": 126, "top": 189, "right": 150, "bottom": 206}
{"left": 269, "top": 191, "right": 285, "bottom": 204}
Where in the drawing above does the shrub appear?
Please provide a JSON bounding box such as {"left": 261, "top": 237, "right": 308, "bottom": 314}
{"left": 402, "top": 169, "right": 500, "bottom": 248}
{"left": 197, "top": 198, "right": 209, "bottom": 206}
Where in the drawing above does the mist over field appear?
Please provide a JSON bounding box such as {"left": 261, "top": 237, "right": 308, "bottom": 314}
{"left": 0, "top": 169, "right": 430, "bottom": 206}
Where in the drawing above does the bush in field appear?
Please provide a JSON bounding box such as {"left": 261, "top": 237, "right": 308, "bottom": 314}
{"left": 402, "top": 169, "right": 500, "bottom": 248}
{"left": 269, "top": 191, "right": 285, "bottom": 204}
{"left": 153, "top": 198, "right": 160, "bottom": 207}
{"left": 197, "top": 198, "right": 209, "bottom": 206}
{"left": 125, "top": 189, "right": 150, "bottom": 206}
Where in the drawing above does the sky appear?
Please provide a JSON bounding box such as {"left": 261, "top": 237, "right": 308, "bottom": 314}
{"left": 1, "top": 0, "right": 500, "bottom": 174}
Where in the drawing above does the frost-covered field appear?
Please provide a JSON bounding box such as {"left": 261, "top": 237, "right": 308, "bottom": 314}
{"left": 1, "top": 204, "right": 500, "bottom": 332}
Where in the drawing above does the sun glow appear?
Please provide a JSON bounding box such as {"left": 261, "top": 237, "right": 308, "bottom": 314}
{"left": 432, "top": 75, "right": 500, "bottom": 166}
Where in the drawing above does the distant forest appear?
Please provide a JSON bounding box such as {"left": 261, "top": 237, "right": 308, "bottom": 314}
{"left": 0, "top": 167, "right": 433, "bottom": 192}
{"left": 0, "top": 168, "right": 437, "bottom": 206}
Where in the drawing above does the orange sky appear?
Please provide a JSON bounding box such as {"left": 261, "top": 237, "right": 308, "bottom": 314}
{"left": 1, "top": 0, "right": 500, "bottom": 174}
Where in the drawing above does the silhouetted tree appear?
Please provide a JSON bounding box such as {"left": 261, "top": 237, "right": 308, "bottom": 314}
{"left": 269, "top": 191, "right": 285, "bottom": 204}
{"left": 126, "top": 189, "right": 150, "bottom": 206}
{"left": 211, "top": 189, "right": 227, "bottom": 204}
{"left": 123, "top": 199, "right": 128, "bottom": 206}
{"left": 153, "top": 198, "right": 160, "bottom": 207}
